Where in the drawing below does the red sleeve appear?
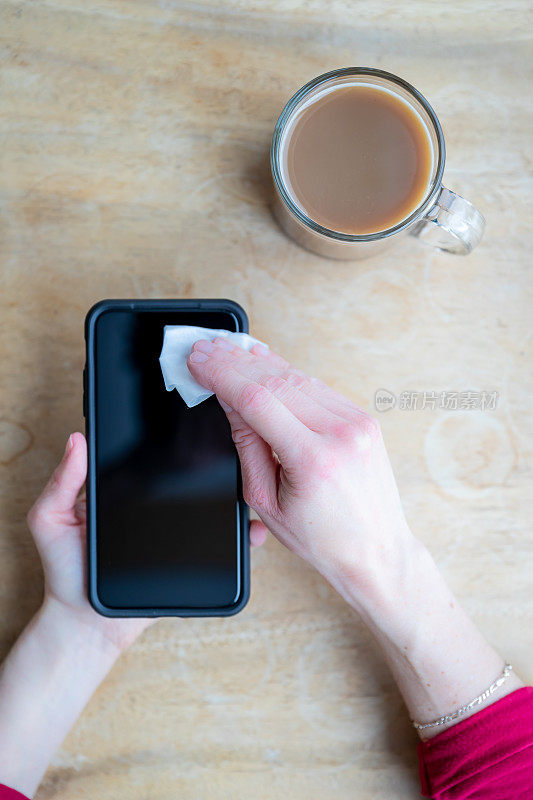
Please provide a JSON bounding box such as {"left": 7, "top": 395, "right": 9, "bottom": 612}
{"left": 417, "top": 686, "right": 533, "bottom": 799}
{"left": 0, "top": 787, "right": 31, "bottom": 800}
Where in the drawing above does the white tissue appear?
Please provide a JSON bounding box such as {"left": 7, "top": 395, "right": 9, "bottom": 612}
{"left": 159, "top": 325, "right": 268, "bottom": 408}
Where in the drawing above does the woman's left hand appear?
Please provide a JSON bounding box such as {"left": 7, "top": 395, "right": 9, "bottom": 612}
{"left": 26, "top": 432, "right": 153, "bottom": 656}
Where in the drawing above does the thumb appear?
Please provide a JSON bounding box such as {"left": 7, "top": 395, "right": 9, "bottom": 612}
{"left": 27, "top": 432, "right": 87, "bottom": 535}
{"left": 217, "top": 396, "right": 279, "bottom": 518}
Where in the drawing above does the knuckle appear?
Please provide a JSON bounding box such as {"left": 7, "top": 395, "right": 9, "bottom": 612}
{"left": 237, "top": 382, "right": 272, "bottom": 413}
{"left": 353, "top": 415, "right": 381, "bottom": 452}
{"left": 330, "top": 415, "right": 381, "bottom": 450}
{"left": 49, "top": 467, "right": 62, "bottom": 488}
{"left": 285, "top": 371, "right": 308, "bottom": 389}
{"left": 209, "top": 361, "right": 229, "bottom": 389}
{"left": 231, "top": 425, "right": 256, "bottom": 449}
{"left": 261, "top": 375, "right": 294, "bottom": 402}
{"left": 359, "top": 413, "right": 381, "bottom": 440}
{"left": 261, "top": 374, "right": 308, "bottom": 403}
{"left": 330, "top": 420, "right": 358, "bottom": 442}
{"left": 242, "top": 485, "right": 254, "bottom": 506}
{"left": 262, "top": 374, "right": 287, "bottom": 394}
{"left": 243, "top": 483, "right": 267, "bottom": 510}
{"left": 270, "top": 352, "right": 291, "bottom": 370}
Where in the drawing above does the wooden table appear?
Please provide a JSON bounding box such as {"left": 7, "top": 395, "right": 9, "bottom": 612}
{"left": 1, "top": 2, "right": 531, "bottom": 797}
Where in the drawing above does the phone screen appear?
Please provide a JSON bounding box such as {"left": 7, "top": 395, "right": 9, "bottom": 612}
{"left": 90, "top": 307, "right": 244, "bottom": 612}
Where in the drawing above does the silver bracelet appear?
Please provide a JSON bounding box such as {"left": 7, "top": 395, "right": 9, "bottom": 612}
{"left": 412, "top": 663, "right": 513, "bottom": 731}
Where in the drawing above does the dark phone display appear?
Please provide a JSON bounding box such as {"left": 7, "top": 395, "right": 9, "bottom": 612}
{"left": 93, "top": 309, "right": 242, "bottom": 610}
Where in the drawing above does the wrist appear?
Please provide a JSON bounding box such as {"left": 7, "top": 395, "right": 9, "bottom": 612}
{"left": 346, "top": 537, "right": 438, "bottom": 641}
{"left": 39, "top": 595, "right": 122, "bottom": 667}
{"left": 332, "top": 536, "right": 519, "bottom": 736}
{"left": 331, "top": 526, "right": 429, "bottom": 627}
{"left": 330, "top": 531, "right": 463, "bottom": 663}
{"left": 0, "top": 601, "right": 119, "bottom": 797}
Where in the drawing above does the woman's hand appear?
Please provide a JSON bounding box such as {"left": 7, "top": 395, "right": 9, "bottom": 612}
{"left": 1, "top": 429, "right": 266, "bottom": 796}
{"left": 187, "top": 338, "right": 415, "bottom": 601}
{"left": 188, "top": 338, "right": 522, "bottom": 736}
{"left": 0, "top": 434, "right": 157, "bottom": 796}
{"left": 26, "top": 432, "right": 153, "bottom": 656}
{"left": 26, "top": 431, "right": 266, "bottom": 656}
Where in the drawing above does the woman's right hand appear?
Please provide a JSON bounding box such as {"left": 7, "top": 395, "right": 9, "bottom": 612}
{"left": 188, "top": 337, "right": 523, "bottom": 739}
{"left": 187, "top": 338, "right": 416, "bottom": 600}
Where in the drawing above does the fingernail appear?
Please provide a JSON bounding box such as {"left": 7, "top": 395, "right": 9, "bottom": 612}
{"left": 194, "top": 339, "right": 215, "bottom": 354}
{"left": 189, "top": 351, "right": 209, "bottom": 363}
{"left": 65, "top": 434, "right": 74, "bottom": 455}
{"left": 213, "top": 337, "right": 234, "bottom": 352}
{"left": 218, "top": 398, "right": 233, "bottom": 412}
{"left": 253, "top": 343, "right": 269, "bottom": 357}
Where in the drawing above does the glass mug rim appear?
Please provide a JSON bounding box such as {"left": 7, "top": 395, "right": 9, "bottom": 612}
{"left": 270, "top": 67, "right": 446, "bottom": 243}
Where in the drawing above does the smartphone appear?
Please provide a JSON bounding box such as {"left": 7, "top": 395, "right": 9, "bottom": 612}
{"left": 84, "top": 299, "right": 250, "bottom": 617}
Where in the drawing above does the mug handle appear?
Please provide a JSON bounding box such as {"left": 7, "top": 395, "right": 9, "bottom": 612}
{"left": 411, "top": 186, "right": 485, "bottom": 255}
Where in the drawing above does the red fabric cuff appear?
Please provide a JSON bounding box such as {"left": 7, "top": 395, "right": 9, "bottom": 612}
{"left": 0, "top": 786, "right": 31, "bottom": 800}
{"left": 417, "top": 686, "right": 533, "bottom": 799}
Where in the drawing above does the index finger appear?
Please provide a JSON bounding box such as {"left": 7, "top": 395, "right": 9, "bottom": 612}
{"left": 250, "top": 343, "right": 364, "bottom": 422}
{"left": 187, "top": 342, "right": 313, "bottom": 468}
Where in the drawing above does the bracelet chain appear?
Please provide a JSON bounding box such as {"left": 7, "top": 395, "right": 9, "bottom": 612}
{"left": 412, "top": 663, "right": 513, "bottom": 730}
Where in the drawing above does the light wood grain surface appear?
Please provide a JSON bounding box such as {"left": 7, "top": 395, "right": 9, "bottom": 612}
{"left": 1, "top": 1, "right": 532, "bottom": 798}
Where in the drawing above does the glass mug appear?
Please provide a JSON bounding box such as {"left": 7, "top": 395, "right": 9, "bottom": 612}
{"left": 270, "top": 67, "right": 485, "bottom": 260}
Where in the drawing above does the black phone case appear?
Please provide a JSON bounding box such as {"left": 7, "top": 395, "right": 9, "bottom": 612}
{"left": 84, "top": 298, "right": 250, "bottom": 618}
